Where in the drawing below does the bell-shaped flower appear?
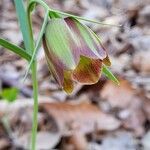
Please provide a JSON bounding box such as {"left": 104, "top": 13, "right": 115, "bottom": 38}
{"left": 43, "top": 17, "right": 111, "bottom": 93}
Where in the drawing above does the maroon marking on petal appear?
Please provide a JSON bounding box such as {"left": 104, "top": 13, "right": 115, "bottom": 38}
{"left": 63, "top": 70, "right": 74, "bottom": 94}
{"left": 103, "top": 56, "right": 111, "bottom": 66}
{"left": 65, "top": 17, "right": 81, "bottom": 64}
{"left": 43, "top": 35, "right": 64, "bottom": 86}
{"left": 65, "top": 17, "right": 107, "bottom": 61}
{"left": 72, "top": 56, "right": 102, "bottom": 84}
{"left": 65, "top": 18, "right": 100, "bottom": 58}
{"left": 86, "top": 27, "right": 107, "bottom": 59}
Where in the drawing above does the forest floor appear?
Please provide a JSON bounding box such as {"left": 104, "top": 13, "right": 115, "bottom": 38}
{"left": 0, "top": 0, "right": 150, "bottom": 149}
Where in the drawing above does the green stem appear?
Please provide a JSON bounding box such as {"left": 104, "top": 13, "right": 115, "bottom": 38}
{"left": 23, "top": 10, "right": 49, "bottom": 81}
{"left": 27, "top": 1, "right": 39, "bottom": 150}
{"left": 31, "top": 61, "right": 38, "bottom": 150}
{"left": 28, "top": 0, "right": 49, "bottom": 11}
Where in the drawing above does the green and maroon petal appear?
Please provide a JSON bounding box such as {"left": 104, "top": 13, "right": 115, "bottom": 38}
{"left": 63, "top": 70, "right": 74, "bottom": 93}
{"left": 72, "top": 56, "right": 102, "bottom": 84}
{"left": 43, "top": 35, "right": 64, "bottom": 86}
{"left": 44, "top": 18, "right": 77, "bottom": 70}
{"left": 64, "top": 17, "right": 107, "bottom": 61}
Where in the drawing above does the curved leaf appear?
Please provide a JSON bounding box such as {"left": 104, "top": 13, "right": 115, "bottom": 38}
{"left": 102, "top": 65, "right": 119, "bottom": 85}
{"left": 0, "top": 38, "right": 31, "bottom": 61}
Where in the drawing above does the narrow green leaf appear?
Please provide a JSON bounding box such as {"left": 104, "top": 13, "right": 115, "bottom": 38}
{"left": 14, "top": 0, "right": 32, "bottom": 54}
{"left": 102, "top": 65, "right": 119, "bottom": 85}
{"left": 0, "top": 38, "right": 31, "bottom": 61}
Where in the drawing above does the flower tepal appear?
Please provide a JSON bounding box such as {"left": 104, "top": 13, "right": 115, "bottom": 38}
{"left": 43, "top": 17, "right": 111, "bottom": 93}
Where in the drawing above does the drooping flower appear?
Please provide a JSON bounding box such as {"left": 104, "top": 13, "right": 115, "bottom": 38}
{"left": 43, "top": 17, "right": 111, "bottom": 93}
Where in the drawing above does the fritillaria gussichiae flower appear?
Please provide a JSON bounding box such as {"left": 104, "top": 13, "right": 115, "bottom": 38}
{"left": 43, "top": 17, "right": 111, "bottom": 93}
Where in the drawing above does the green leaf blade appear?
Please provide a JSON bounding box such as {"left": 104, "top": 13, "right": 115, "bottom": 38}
{"left": 0, "top": 38, "right": 31, "bottom": 61}
{"left": 102, "top": 65, "right": 120, "bottom": 85}
{"left": 14, "top": 0, "right": 32, "bottom": 54}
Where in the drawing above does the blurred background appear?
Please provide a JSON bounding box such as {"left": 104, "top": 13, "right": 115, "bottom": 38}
{"left": 0, "top": 0, "right": 150, "bottom": 149}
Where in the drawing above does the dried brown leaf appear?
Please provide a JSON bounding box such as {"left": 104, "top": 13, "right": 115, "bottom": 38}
{"left": 100, "top": 79, "right": 137, "bottom": 108}
{"left": 14, "top": 131, "right": 61, "bottom": 150}
{"left": 120, "top": 98, "right": 145, "bottom": 136}
{"left": 0, "top": 138, "right": 11, "bottom": 150}
{"left": 100, "top": 79, "right": 146, "bottom": 136}
{"left": 62, "top": 132, "right": 88, "bottom": 150}
{"left": 40, "top": 102, "right": 121, "bottom": 136}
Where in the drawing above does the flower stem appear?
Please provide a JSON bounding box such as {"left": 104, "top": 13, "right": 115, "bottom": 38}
{"left": 28, "top": 0, "right": 121, "bottom": 27}
{"left": 23, "top": 10, "right": 49, "bottom": 81}
{"left": 31, "top": 61, "right": 38, "bottom": 150}
{"left": 27, "top": 1, "right": 39, "bottom": 149}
